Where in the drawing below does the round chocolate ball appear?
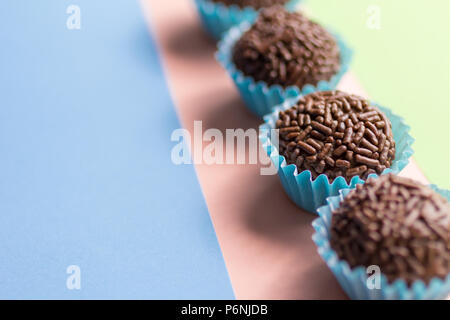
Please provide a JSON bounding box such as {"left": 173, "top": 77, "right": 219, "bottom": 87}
{"left": 232, "top": 6, "right": 340, "bottom": 89}
{"left": 330, "top": 174, "right": 450, "bottom": 285}
{"left": 210, "top": 0, "right": 290, "bottom": 9}
{"left": 330, "top": 174, "right": 450, "bottom": 284}
{"left": 276, "top": 90, "right": 395, "bottom": 182}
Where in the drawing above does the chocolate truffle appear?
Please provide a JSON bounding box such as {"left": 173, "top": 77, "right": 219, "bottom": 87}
{"left": 330, "top": 174, "right": 450, "bottom": 285}
{"left": 210, "top": 0, "right": 289, "bottom": 10}
{"left": 276, "top": 91, "right": 396, "bottom": 182}
{"left": 232, "top": 6, "right": 340, "bottom": 89}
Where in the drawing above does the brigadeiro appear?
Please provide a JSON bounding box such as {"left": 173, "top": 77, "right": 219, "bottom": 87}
{"left": 276, "top": 90, "right": 396, "bottom": 182}
{"left": 232, "top": 6, "right": 341, "bottom": 90}
{"left": 330, "top": 174, "right": 450, "bottom": 285}
{"left": 195, "top": 0, "right": 301, "bottom": 41}
{"left": 210, "top": 0, "right": 290, "bottom": 9}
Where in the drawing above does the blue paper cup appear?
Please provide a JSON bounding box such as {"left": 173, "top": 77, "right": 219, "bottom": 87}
{"left": 194, "top": 0, "right": 302, "bottom": 40}
{"left": 258, "top": 96, "right": 414, "bottom": 213}
{"left": 216, "top": 22, "right": 353, "bottom": 118}
{"left": 312, "top": 184, "right": 450, "bottom": 300}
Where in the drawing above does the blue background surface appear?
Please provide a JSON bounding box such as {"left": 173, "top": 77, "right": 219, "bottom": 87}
{"left": 0, "top": 0, "right": 234, "bottom": 299}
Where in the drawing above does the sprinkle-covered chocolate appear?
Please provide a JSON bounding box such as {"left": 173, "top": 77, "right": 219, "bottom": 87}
{"left": 232, "top": 6, "right": 340, "bottom": 89}
{"left": 210, "top": 0, "right": 289, "bottom": 9}
{"left": 276, "top": 91, "right": 396, "bottom": 182}
{"left": 330, "top": 174, "right": 450, "bottom": 285}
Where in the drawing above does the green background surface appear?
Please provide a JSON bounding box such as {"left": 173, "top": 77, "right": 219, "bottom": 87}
{"left": 305, "top": 0, "right": 450, "bottom": 188}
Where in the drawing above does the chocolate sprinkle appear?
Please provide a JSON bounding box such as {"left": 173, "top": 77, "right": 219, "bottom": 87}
{"left": 276, "top": 91, "right": 395, "bottom": 182}
{"left": 330, "top": 174, "right": 450, "bottom": 285}
{"left": 232, "top": 6, "right": 340, "bottom": 89}
{"left": 210, "top": 0, "right": 289, "bottom": 9}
